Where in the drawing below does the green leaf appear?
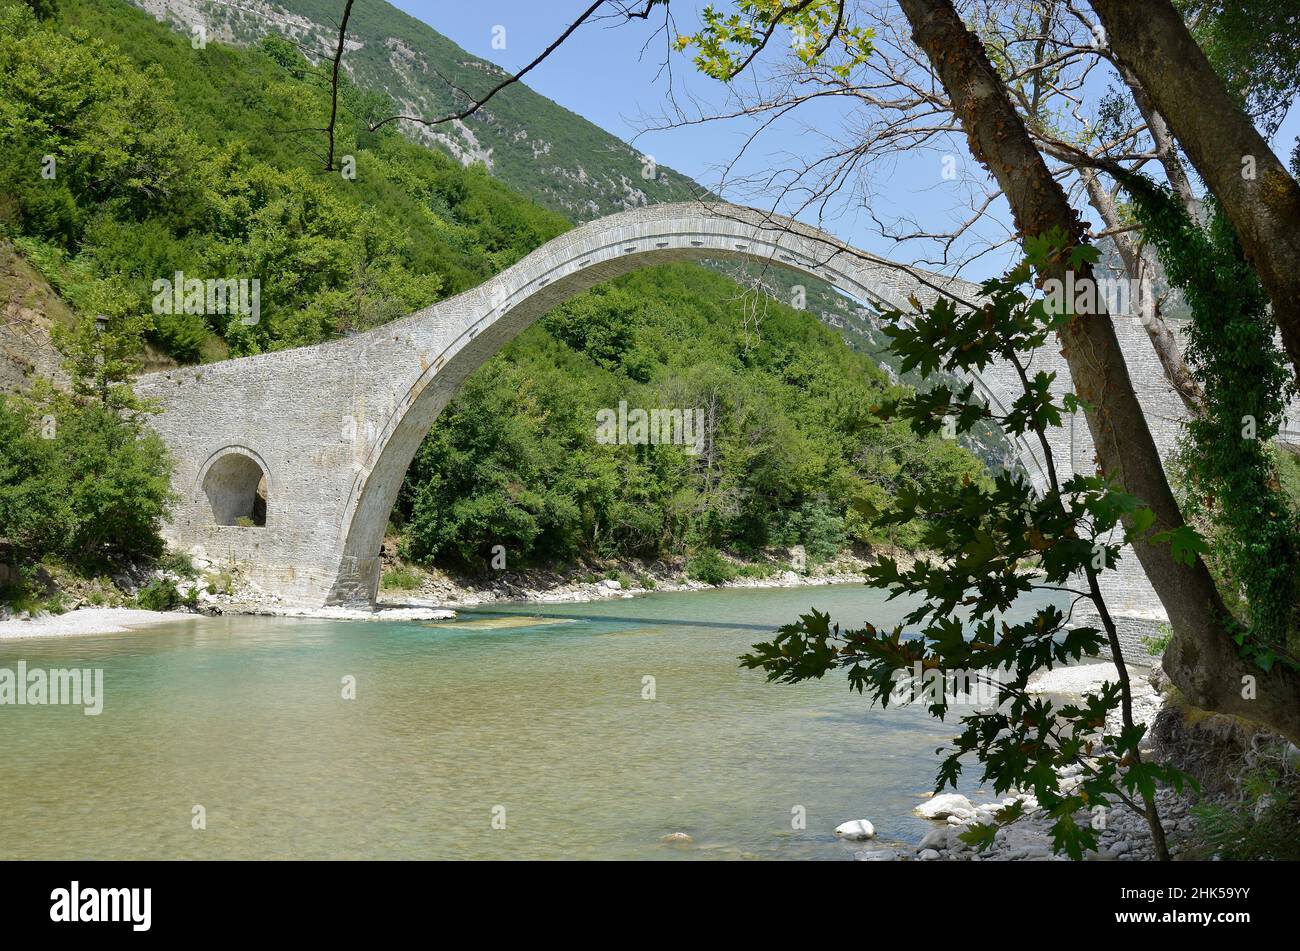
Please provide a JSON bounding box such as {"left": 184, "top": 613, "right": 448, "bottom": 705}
{"left": 1152, "top": 525, "right": 1210, "bottom": 566}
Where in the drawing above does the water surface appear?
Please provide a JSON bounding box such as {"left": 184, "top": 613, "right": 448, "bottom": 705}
{"left": 0, "top": 583, "right": 1065, "bottom": 860}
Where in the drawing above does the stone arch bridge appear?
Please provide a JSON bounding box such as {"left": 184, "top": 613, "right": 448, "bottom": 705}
{"left": 136, "top": 202, "right": 1208, "bottom": 614}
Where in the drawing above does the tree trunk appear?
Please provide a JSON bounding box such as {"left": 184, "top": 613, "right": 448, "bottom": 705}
{"left": 1089, "top": 0, "right": 1300, "bottom": 380}
{"left": 894, "top": 0, "right": 1300, "bottom": 743}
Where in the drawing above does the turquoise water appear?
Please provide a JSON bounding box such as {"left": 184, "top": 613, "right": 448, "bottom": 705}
{"left": 0, "top": 583, "right": 1065, "bottom": 860}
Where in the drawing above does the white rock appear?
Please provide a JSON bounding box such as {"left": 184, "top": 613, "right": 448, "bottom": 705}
{"left": 661, "top": 832, "right": 692, "bottom": 844}
{"left": 599, "top": 579, "right": 622, "bottom": 590}
{"left": 835, "top": 819, "right": 876, "bottom": 840}
{"left": 918, "top": 827, "right": 948, "bottom": 850}
{"left": 915, "top": 793, "right": 975, "bottom": 821}
{"left": 0, "top": 607, "right": 197, "bottom": 639}
{"left": 918, "top": 848, "right": 941, "bottom": 861}
{"left": 1027, "top": 662, "right": 1120, "bottom": 695}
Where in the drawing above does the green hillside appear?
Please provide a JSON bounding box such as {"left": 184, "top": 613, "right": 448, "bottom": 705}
{"left": 0, "top": 0, "right": 983, "bottom": 577}
{"left": 141, "top": 0, "right": 703, "bottom": 220}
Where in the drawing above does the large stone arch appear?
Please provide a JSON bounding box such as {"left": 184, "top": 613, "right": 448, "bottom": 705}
{"left": 325, "top": 203, "right": 1046, "bottom": 603}
{"left": 135, "top": 202, "right": 1156, "bottom": 608}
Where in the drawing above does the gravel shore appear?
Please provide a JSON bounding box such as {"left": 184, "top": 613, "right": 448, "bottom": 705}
{"left": 0, "top": 607, "right": 200, "bottom": 640}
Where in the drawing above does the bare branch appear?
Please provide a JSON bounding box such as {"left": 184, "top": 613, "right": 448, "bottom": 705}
{"left": 322, "top": 0, "right": 355, "bottom": 172}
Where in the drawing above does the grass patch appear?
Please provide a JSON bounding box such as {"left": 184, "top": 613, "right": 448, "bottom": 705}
{"left": 381, "top": 567, "right": 423, "bottom": 591}
{"left": 204, "top": 569, "right": 235, "bottom": 597}
{"left": 1141, "top": 622, "right": 1173, "bottom": 657}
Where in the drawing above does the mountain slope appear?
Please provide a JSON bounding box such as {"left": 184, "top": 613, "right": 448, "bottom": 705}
{"left": 132, "top": 0, "right": 703, "bottom": 220}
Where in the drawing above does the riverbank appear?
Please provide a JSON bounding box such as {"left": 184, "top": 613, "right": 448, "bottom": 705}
{"left": 0, "top": 545, "right": 897, "bottom": 636}
{"left": 853, "top": 662, "right": 1190, "bottom": 862}
{"left": 371, "top": 545, "right": 907, "bottom": 609}
{"left": 0, "top": 607, "right": 198, "bottom": 639}
{"left": 0, "top": 599, "right": 459, "bottom": 637}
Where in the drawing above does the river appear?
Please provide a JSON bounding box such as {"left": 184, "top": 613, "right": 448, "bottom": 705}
{"left": 0, "top": 583, "right": 1067, "bottom": 860}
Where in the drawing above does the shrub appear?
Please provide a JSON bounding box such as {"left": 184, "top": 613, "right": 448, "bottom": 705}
{"left": 687, "top": 547, "right": 735, "bottom": 586}
{"left": 0, "top": 397, "right": 69, "bottom": 555}
{"left": 136, "top": 577, "right": 182, "bottom": 611}
{"left": 0, "top": 391, "right": 173, "bottom": 569}
{"left": 780, "top": 500, "right": 846, "bottom": 564}
{"left": 56, "top": 403, "right": 173, "bottom": 561}
{"left": 158, "top": 550, "right": 196, "bottom": 578}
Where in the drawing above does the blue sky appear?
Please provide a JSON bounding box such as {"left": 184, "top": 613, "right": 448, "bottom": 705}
{"left": 391, "top": 1, "right": 1300, "bottom": 280}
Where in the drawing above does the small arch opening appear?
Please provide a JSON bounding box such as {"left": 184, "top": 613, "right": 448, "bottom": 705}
{"left": 203, "top": 453, "right": 269, "bottom": 527}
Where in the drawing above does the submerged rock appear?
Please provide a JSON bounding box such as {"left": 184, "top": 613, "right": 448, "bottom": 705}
{"left": 853, "top": 848, "right": 897, "bottom": 861}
